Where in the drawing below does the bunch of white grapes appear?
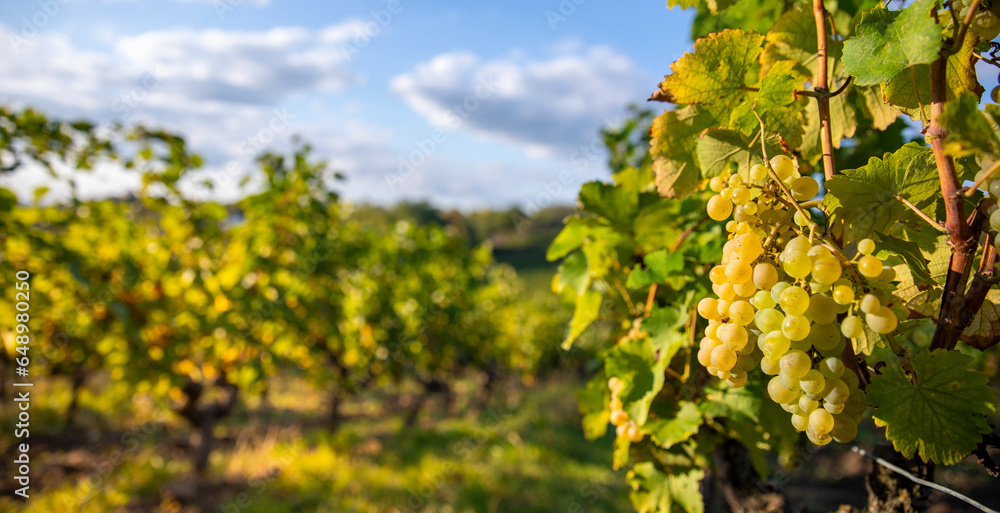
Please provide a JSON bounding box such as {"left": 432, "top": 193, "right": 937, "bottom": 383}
{"left": 608, "top": 377, "right": 644, "bottom": 443}
{"left": 950, "top": 0, "right": 1000, "bottom": 41}
{"left": 696, "top": 155, "right": 904, "bottom": 445}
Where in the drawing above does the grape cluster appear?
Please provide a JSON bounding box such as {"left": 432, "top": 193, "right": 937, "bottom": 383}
{"left": 608, "top": 377, "right": 644, "bottom": 442}
{"left": 696, "top": 155, "right": 903, "bottom": 445}
{"left": 951, "top": 0, "right": 1000, "bottom": 42}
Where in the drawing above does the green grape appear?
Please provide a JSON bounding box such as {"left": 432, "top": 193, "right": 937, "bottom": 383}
{"left": 729, "top": 300, "right": 755, "bottom": 326}
{"left": 779, "top": 371, "right": 802, "bottom": 391}
{"left": 750, "top": 164, "right": 768, "bottom": 181}
{"left": 805, "top": 320, "right": 843, "bottom": 352}
{"left": 875, "top": 266, "right": 896, "bottom": 283}
{"left": 784, "top": 235, "right": 812, "bottom": 256}
{"left": 760, "top": 356, "right": 781, "bottom": 375}
{"left": 707, "top": 195, "right": 734, "bottom": 221}
{"left": 779, "top": 286, "right": 810, "bottom": 316}
{"left": 857, "top": 238, "right": 875, "bottom": 255}
{"left": 866, "top": 307, "right": 899, "bottom": 334}
{"left": 804, "top": 294, "right": 837, "bottom": 325}
{"left": 857, "top": 255, "right": 883, "bottom": 278}
{"left": 799, "top": 396, "right": 819, "bottom": 413}
{"left": 990, "top": 179, "right": 1000, "bottom": 198}
{"left": 832, "top": 284, "right": 854, "bottom": 305}
{"left": 991, "top": 208, "right": 1000, "bottom": 232}
{"left": 770, "top": 281, "right": 792, "bottom": 303}
{"left": 755, "top": 308, "right": 785, "bottom": 333}
{"left": 808, "top": 245, "right": 832, "bottom": 260}
{"left": 817, "top": 336, "right": 846, "bottom": 358}
{"left": 731, "top": 187, "right": 751, "bottom": 205}
{"left": 790, "top": 176, "right": 819, "bottom": 201}
{"left": 791, "top": 413, "right": 809, "bottom": 432}
{"left": 807, "top": 431, "right": 833, "bottom": 446}
{"left": 782, "top": 252, "right": 812, "bottom": 279}
{"left": 860, "top": 294, "right": 880, "bottom": 314}
{"left": 809, "top": 408, "right": 835, "bottom": 435}
{"left": 793, "top": 210, "right": 811, "bottom": 226}
{"left": 698, "top": 297, "right": 720, "bottom": 320}
{"left": 752, "top": 290, "right": 777, "bottom": 309}
{"left": 729, "top": 174, "right": 744, "bottom": 187}
{"left": 753, "top": 262, "right": 778, "bottom": 290}
{"left": 718, "top": 323, "right": 749, "bottom": 351}
{"left": 761, "top": 330, "right": 791, "bottom": 359}
{"left": 782, "top": 315, "right": 811, "bottom": 341}
{"left": 770, "top": 155, "right": 795, "bottom": 181}
{"left": 809, "top": 280, "right": 831, "bottom": 294}
{"left": 767, "top": 376, "right": 798, "bottom": 404}
{"left": 819, "top": 357, "right": 844, "bottom": 379}
{"left": 811, "top": 257, "right": 842, "bottom": 284}
{"left": 725, "top": 259, "right": 753, "bottom": 285}
{"left": 709, "top": 176, "right": 727, "bottom": 192}
{"left": 823, "top": 378, "right": 850, "bottom": 405}
{"left": 743, "top": 201, "right": 759, "bottom": 215}
{"left": 824, "top": 401, "right": 845, "bottom": 414}
{"left": 830, "top": 415, "right": 858, "bottom": 443}
{"left": 780, "top": 349, "right": 811, "bottom": 379}
{"left": 841, "top": 315, "right": 863, "bottom": 338}
{"left": 799, "top": 369, "right": 826, "bottom": 395}
{"left": 710, "top": 344, "right": 738, "bottom": 371}
{"left": 841, "top": 367, "right": 860, "bottom": 391}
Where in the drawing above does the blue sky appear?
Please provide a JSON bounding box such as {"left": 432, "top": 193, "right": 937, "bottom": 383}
{"left": 0, "top": 0, "right": 696, "bottom": 210}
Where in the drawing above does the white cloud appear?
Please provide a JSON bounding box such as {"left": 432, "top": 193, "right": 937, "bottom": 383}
{"left": 390, "top": 45, "right": 650, "bottom": 157}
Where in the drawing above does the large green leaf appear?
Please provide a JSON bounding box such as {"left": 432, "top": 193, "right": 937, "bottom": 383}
{"left": 842, "top": 0, "right": 943, "bottom": 86}
{"left": 650, "top": 105, "right": 720, "bottom": 199}
{"left": 628, "top": 463, "right": 704, "bottom": 513}
{"left": 939, "top": 93, "right": 1000, "bottom": 158}
{"left": 881, "top": 34, "right": 983, "bottom": 122}
{"left": 867, "top": 349, "right": 997, "bottom": 465}
{"left": 730, "top": 72, "right": 806, "bottom": 148}
{"left": 696, "top": 128, "right": 784, "bottom": 179}
{"left": 554, "top": 250, "right": 590, "bottom": 296}
{"left": 563, "top": 289, "right": 602, "bottom": 349}
{"left": 605, "top": 336, "right": 666, "bottom": 426}
{"left": 579, "top": 181, "right": 639, "bottom": 231}
{"left": 823, "top": 143, "right": 941, "bottom": 241}
{"left": 644, "top": 401, "right": 703, "bottom": 449}
{"left": 659, "top": 29, "right": 764, "bottom": 118}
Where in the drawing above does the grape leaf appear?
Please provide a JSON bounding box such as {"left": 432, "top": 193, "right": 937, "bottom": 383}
{"left": 579, "top": 181, "right": 639, "bottom": 232}
{"left": 627, "top": 250, "right": 686, "bottom": 290}
{"left": 547, "top": 216, "right": 601, "bottom": 261}
{"left": 939, "top": 93, "right": 1000, "bottom": 158}
{"left": 851, "top": 319, "right": 885, "bottom": 356}
{"left": 642, "top": 302, "right": 692, "bottom": 361}
{"left": 554, "top": 250, "right": 589, "bottom": 296}
{"left": 822, "top": 143, "right": 941, "bottom": 241}
{"left": 650, "top": 105, "right": 721, "bottom": 199}
{"left": 859, "top": 85, "right": 901, "bottom": 130}
{"left": 867, "top": 349, "right": 997, "bottom": 465}
{"left": 874, "top": 233, "right": 933, "bottom": 286}
{"left": 628, "top": 463, "right": 705, "bottom": 513}
{"left": 563, "top": 289, "right": 602, "bottom": 349}
{"left": 841, "top": 0, "right": 943, "bottom": 86}
{"left": 577, "top": 372, "right": 610, "bottom": 440}
{"left": 659, "top": 29, "right": 764, "bottom": 118}
{"left": 697, "top": 128, "right": 785, "bottom": 179}
{"left": 605, "top": 336, "right": 666, "bottom": 426}
{"left": 881, "top": 34, "right": 984, "bottom": 122}
{"left": 730, "top": 72, "right": 806, "bottom": 148}
{"left": 800, "top": 84, "right": 858, "bottom": 162}
{"left": 644, "top": 401, "right": 703, "bottom": 448}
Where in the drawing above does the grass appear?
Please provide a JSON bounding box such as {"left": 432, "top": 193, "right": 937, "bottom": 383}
{"left": 0, "top": 374, "right": 632, "bottom": 513}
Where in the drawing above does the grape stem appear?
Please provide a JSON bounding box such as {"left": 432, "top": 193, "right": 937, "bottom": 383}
{"left": 813, "top": 0, "right": 838, "bottom": 182}
{"left": 895, "top": 194, "right": 948, "bottom": 233}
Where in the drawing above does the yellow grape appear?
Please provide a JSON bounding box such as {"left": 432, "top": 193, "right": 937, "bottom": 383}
{"left": 718, "top": 283, "right": 737, "bottom": 301}
{"left": 734, "top": 233, "right": 763, "bottom": 261}
{"left": 781, "top": 252, "right": 812, "bottom": 279}
{"left": 725, "top": 259, "right": 753, "bottom": 284}
{"left": 866, "top": 307, "right": 898, "bottom": 334}
{"left": 790, "top": 176, "right": 819, "bottom": 201}
{"left": 750, "top": 164, "right": 768, "bottom": 181}
{"left": 753, "top": 262, "right": 778, "bottom": 290}
{"left": 755, "top": 308, "right": 785, "bottom": 333}
{"left": 610, "top": 409, "right": 629, "bottom": 426}
{"left": 782, "top": 315, "right": 811, "bottom": 341}
{"left": 779, "top": 286, "right": 809, "bottom": 316}
{"left": 799, "top": 396, "right": 819, "bottom": 413}
{"left": 727, "top": 371, "right": 748, "bottom": 387}
{"left": 858, "top": 255, "right": 883, "bottom": 278}
{"left": 761, "top": 331, "right": 791, "bottom": 359}
{"left": 709, "top": 176, "right": 727, "bottom": 192}
{"left": 734, "top": 281, "right": 757, "bottom": 297}
{"left": 752, "top": 290, "right": 777, "bottom": 309}
{"left": 799, "top": 369, "right": 826, "bottom": 395}
{"left": 728, "top": 300, "right": 755, "bottom": 326}
{"left": 698, "top": 297, "right": 720, "bottom": 320}
{"left": 841, "top": 315, "right": 863, "bottom": 338}
{"left": 709, "top": 265, "right": 727, "bottom": 284}
{"left": 770, "top": 155, "right": 795, "bottom": 182}
{"left": 767, "top": 377, "right": 798, "bottom": 404}
{"left": 791, "top": 413, "right": 809, "bottom": 431}
{"left": 832, "top": 284, "right": 854, "bottom": 305}
{"left": 731, "top": 187, "right": 751, "bottom": 205}
{"left": 809, "top": 408, "right": 835, "bottom": 435}
{"left": 804, "top": 294, "right": 837, "bottom": 325}
{"left": 711, "top": 344, "right": 738, "bottom": 371}
{"left": 811, "top": 257, "right": 842, "bottom": 284}
{"left": 857, "top": 238, "right": 875, "bottom": 255}
{"left": 860, "top": 294, "right": 880, "bottom": 314}
{"left": 708, "top": 195, "right": 734, "bottom": 221}
{"left": 760, "top": 356, "right": 781, "bottom": 375}
{"left": 780, "top": 349, "right": 811, "bottom": 379}
{"left": 718, "top": 323, "right": 749, "bottom": 351}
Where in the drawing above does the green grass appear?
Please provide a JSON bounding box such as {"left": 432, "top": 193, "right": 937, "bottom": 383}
{"left": 1, "top": 376, "right": 631, "bottom": 513}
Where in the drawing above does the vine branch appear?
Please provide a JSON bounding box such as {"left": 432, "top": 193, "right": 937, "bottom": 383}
{"left": 813, "top": 0, "right": 837, "bottom": 181}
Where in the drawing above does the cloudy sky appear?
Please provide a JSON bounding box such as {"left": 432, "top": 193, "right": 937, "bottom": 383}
{"left": 0, "top": 0, "right": 695, "bottom": 210}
